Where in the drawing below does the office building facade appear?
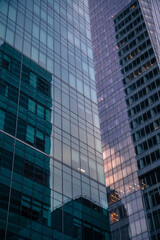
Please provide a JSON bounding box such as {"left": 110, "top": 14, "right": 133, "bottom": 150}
{"left": 89, "top": 0, "right": 160, "bottom": 239}
{"left": 0, "top": 0, "right": 110, "bottom": 239}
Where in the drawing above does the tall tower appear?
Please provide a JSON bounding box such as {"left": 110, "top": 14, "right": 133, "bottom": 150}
{"left": 89, "top": 0, "right": 160, "bottom": 239}
{"left": 0, "top": 0, "right": 110, "bottom": 239}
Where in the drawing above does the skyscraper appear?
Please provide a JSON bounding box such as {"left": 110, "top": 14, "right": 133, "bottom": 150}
{"left": 0, "top": 0, "right": 110, "bottom": 239}
{"left": 89, "top": 0, "right": 160, "bottom": 239}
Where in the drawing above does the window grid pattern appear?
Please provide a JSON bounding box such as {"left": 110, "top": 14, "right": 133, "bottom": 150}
{"left": 0, "top": 0, "right": 110, "bottom": 239}
{"left": 117, "top": 1, "right": 160, "bottom": 240}
{"left": 88, "top": 0, "right": 154, "bottom": 239}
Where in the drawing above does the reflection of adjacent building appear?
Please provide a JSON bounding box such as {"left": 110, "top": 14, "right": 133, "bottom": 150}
{"left": 51, "top": 196, "right": 110, "bottom": 240}
{"left": 0, "top": 42, "right": 52, "bottom": 237}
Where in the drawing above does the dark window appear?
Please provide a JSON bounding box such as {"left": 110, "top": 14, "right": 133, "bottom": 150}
{"left": 148, "top": 214, "right": 154, "bottom": 232}
{"left": 155, "top": 191, "right": 160, "bottom": 206}
{"left": 19, "top": 92, "right": 28, "bottom": 108}
{"left": 157, "top": 169, "right": 160, "bottom": 182}
{"left": 24, "top": 161, "right": 49, "bottom": 186}
{"left": 5, "top": 112, "right": 16, "bottom": 136}
{"left": 0, "top": 82, "right": 8, "bottom": 97}
{"left": 83, "top": 224, "right": 92, "bottom": 240}
{"left": 14, "top": 155, "right": 24, "bottom": 175}
{"left": 22, "top": 65, "right": 30, "bottom": 84}
{"left": 0, "top": 148, "right": 13, "bottom": 170}
{"left": 0, "top": 184, "right": 10, "bottom": 210}
{"left": 37, "top": 77, "right": 50, "bottom": 97}
{"left": 8, "top": 86, "right": 18, "bottom": 103}
{"left": 2, "top": 55, "right": 11, "bottom": 71}
{"left": 24, "top": 162, "right": 34, "bottom": 180}
{"left": 35, "top": 137, "right": 45, "bottom": 151}
{"left": 11, "top": 59, "right": 21, "bottom": 77}
{"left": 17, "top": 118, "right": 26, "bottom": 141}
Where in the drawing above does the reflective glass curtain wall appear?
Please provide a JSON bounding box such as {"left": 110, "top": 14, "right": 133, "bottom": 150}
{"left": 0, "top": 0, "right": 110, "bottom": 239}
{"left": 89, "top": 0, "right": 160, "bottom": 239}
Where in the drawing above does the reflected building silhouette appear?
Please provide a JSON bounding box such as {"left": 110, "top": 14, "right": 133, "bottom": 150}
{"left": 0, "top": 42, "right": 52, "bottom": 237}
{"left": 51, "top": 196, "right": 110, "bottom": 240}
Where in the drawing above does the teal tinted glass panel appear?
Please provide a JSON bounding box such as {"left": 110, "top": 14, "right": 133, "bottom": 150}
{"left": 0, "top": 109, "right": 5, "bottom": 130}
{"left": 30, "top": 72, "right": 37, "bottom": 88}
{"left": 37, "top": 104, "right": 44, "bottom": 118}
{"left": 26, "top": 125, "right": 34, "bottom": 143}
{"left": 36, "top": 130, "right": 44, "bottom": 140}
{"left": 28, "top": 99, "right": 36, "bottom": 113}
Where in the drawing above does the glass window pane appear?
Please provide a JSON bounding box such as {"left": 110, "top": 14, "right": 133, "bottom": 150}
{"left": 79, "top": 128, "right": 87, "bottom": 143}
{"left": 62, "top": 93, "right": 69, "bottom": 108}
{"left": 46, "top": 109, "right": 51, "bottom": 122}
{"left": 82, "top": 182, "right": 90, "bottom": 199}
{"left": 6, "top": 28, "right": 14, "bottom": 45}
{"left": 63, "top": 172, "right": 72, "bottom": 198}
{"left": 95, "top": 138, "right": 102, "bottom": 152}
{"left": 0, "top": 23, "right": 5, "bottom": 39}
{"left": 28, "top": 99, "right": 36, "bottom": 113}
{"left": 26, "top": 125, "right": 34, "bottom": 143}
{"left": 45, "top": 135, "right": 50, "bottom": 154}
{"left": 84, "top": 84, "right": 90, "bottom": 98}
{"left": 71, "top": 122, "right": 78, "bottom": 138}
{"left": 40, "top": 29, "right": 46, "bottom": 44}
{"left": 54, "top": 112, "right": 61, "bottom": 128}
{"left": 63, "top": 144, "right": 71, "bottom": 165}
{"left": 93, "top": 113, "right": 100, "bottom": 128}
{"left": 30, "top": 72, "right": 37, "bottom": 88}
{"left": 87, "top": 133, "right": 94, "bottom": 148}
{"left": 37, "top": 104, "right": 44, "bottom": 118}
{"left": 91, "top": 89, "right": 97, "bottom": 103}
{"left": 41, "top": 9, "right": 47, "bottom": 21}
{"left": 69, "top": 73, "right": 76, "bottom": 88}
{"left": 15, "top": 34, "right": 23, "bottom": 51}
{"left": 53, "top": 139, "right": 62, "bottom": 160}
{"left": 23, "top": 40, "right": 31, "bottom": 57}
{"left": 89, "top": 160, "right": 97, "bottom": 180}
{"left": 47, "top": 57, "right": 53, "bottom": 73}
{"left": 0, "top": 109, "right": 5, "bottom": 130}
{"left": 81, "top": 154, "right": 88, "bottom": 174}
{"left": 54, "top": 168, "right": 62, "bottom": 193}
{"left": 34, "top": 3, "right": 40, "bottom": 14}
{"left": 97, "top": 163, "right": 105, "bottom": 183}
{"left": 0, "top": 0, "right": 8, "bottom": 15}
{"left": 31, "top": 46, "right": 38, "bottom": 62}
{"left": 17, "top": 11, "right": 24, "bottom": 28}
{"left": 72, "top": 149, "right": 80, "bottom": 168}
{"left": 39, "top": 52, "right": 46, "bottom": 66}
{"left": 47, "top": 35, "right": 53, "bottom": 50}
{"left": 77, "top": 79, "right": 83, "bottom": 94}
{"left": 62, "top": 118, "right": 70, "bottom": 133}
{"left": 8, "top": 5, "right": 16, "bottom": 21}
{"left": 36, "top": 130, "right": 44, "bottom": 140}
{"left": 32, "top": 23, "right": 39, "bottom": 39}
{"left": 73, "top": 177, "right": 81, "bottom": 198}
{"left": 48, "top": 15, "right": 53, "bottom": 27}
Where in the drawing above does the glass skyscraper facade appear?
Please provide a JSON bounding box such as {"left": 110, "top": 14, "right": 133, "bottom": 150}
{"left": 0, "top": 0, "right": 110, "bottom": 239}
{"left": 89, "top": 0, "right": 160, "bottom": 239}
